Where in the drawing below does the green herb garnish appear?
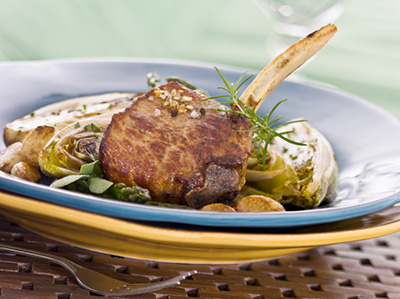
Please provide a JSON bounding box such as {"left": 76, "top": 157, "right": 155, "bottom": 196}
{"left": 147, "top": 72, "right": 160, "bottom": 89}
{"left": 83, "top": 123, "right": 101, "bottom": 133}
{"left": 204, "top": 67, "right": 306, "bottom": 170}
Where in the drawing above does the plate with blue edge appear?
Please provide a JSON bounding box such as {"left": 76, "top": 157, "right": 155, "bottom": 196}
{"left": 0, "top": 58, "right": 399, "bottom": 228}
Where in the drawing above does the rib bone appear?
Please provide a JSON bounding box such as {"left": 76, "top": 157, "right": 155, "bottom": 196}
{"left": 240, "top": 24, "right": 337, "bottom": 112}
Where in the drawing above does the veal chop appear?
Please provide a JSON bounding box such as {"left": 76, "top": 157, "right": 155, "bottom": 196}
{"left": 99, "top": 82, "right": 253, "bottom": 208}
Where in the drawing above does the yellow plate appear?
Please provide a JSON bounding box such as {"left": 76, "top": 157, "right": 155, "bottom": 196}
{"left": 0, "top": 190, "right": 400, "bottom": 264}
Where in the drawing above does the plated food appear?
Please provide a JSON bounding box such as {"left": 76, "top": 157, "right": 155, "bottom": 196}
{"left": 0, "top": 60, "right": 399, "bottom": 227}
{"left": 0, "top": 25, "right": 339, "bottom": 212}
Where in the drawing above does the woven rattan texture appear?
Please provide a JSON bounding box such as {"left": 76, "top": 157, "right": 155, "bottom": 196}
{"left": 0, "top": 215, "right": 399, "bottom": 299}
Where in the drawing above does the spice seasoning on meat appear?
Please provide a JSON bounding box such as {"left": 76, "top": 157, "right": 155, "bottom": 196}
{"left": 149, "top": 87, "right": 196, "bottom": 117}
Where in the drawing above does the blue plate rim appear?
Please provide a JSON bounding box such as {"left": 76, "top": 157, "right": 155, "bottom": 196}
{"left": 0, "top": 57, "right": 399, "bottom": 228}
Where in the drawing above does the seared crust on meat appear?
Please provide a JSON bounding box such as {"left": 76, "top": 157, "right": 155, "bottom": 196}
{"left": 99, "top": 82, "right": 252, "bottom": 208}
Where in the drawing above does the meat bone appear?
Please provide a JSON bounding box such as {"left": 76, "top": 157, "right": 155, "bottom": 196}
{"left": 240, "top": 24, "right": 337, "bottom": 112}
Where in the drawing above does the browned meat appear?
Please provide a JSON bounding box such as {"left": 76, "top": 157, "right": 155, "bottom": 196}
{"left": 99, "top": 82, "right": 253, "bottom": 208}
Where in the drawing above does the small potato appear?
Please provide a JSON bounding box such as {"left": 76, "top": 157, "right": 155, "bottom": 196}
{"left": 11, "top": 162, "right": 41, "bottom": 182}
{"left": 234, "top": 195, "right": 285, "bottom": 212}
{"left": 22, "top": 125, "right": 57, "bottom": 167}
{"left": 200, "top": 203, "right": 236, "bottom": 212}
{"left": 0, "top": 142, "right": 24, "bottom": 173}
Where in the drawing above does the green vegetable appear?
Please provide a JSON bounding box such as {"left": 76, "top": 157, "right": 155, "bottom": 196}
{"left": 50, "top": 174, "right": 90, "bottom": 188}
{"left": 246, "top": 147, "right": 300, "bottom": 204}
{"left": 147, "top": 72, "right": 161, "bottom": 89}
{"left": 147, "top": 71, "right": 207, "bottom": 95}
{"left": 50, "top": 161, "right": 112, "bottom": 193}
{"left": 39, "top": 117, "right": 110, "bottom": 178}
{"left": 166, "top": 77, "right": 207, "bottom": 95}
{"left": 50, "top": 161, "right": 192, "bottom": 209}
{"left": 246, "top": 121, "right": 338, "bottom": 208}
{"left": 50, "top": 160, "right": 151, "bottom": 201}
{"left": 275, "top": 122, "right": 339, "bottom": 208}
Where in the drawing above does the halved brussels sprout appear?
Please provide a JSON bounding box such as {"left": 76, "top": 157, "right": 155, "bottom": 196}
{"left": 39, "top": 118, "right": 110, "bottom": 178}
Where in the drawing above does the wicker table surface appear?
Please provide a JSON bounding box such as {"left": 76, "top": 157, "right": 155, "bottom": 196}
{"left": 0, "top": 215, "right": 399, "bottom": 299}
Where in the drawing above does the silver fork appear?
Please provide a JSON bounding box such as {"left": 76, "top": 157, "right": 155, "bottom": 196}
{"left": 0, "top": 242, "right": 196, "bottom": 296}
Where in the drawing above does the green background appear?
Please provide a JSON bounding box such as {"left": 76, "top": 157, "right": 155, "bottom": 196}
{"left": 1, "top": 0, "right": 399, "bottom": 118}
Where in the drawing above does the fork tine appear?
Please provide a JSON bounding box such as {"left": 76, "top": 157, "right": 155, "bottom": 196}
{"left": 71, "top": 262, "right": 197, "bottom": 296}
{"left": 0, "top": 242, "right": 197, "bottom": 296}
{"left": 98, "top": 270, "right": 198, "bottom": 296}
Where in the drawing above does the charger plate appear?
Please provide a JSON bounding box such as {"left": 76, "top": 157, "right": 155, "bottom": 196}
{"left": 1, "top": 190, "right": 400, "bottom": 264}
{"left": 0, "top": 58, "right": 400, "bottom": 228}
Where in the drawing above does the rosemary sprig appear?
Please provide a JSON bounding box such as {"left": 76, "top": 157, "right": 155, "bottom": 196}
{"left": 204, "top": 67, "right": 306, "bottom": 170}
